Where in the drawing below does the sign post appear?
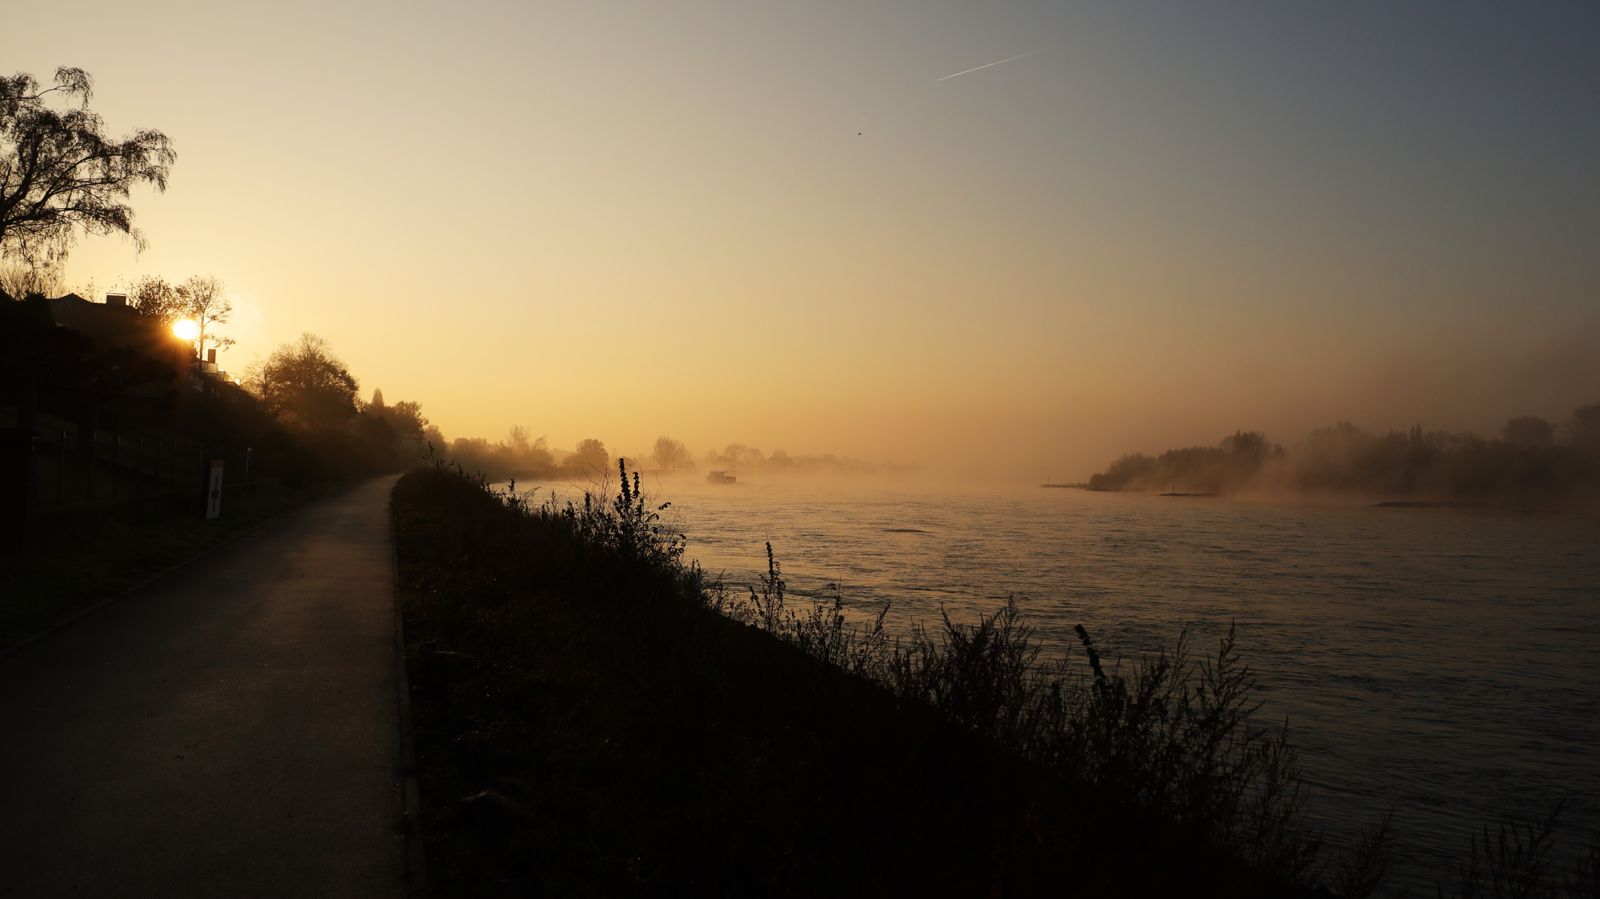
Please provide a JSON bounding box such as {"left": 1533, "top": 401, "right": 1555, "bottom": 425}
{"left": 206, "top": 459, "right": 224, "bottom": 520}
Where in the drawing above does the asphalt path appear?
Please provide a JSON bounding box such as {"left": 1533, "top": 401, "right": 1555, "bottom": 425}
{"left": 0, "top": 477, "right": 406, "bottom": 897}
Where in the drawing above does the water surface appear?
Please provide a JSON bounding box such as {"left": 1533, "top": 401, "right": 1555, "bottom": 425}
{"left": 508, "top": 475, "right": 1600, "bottom": 890}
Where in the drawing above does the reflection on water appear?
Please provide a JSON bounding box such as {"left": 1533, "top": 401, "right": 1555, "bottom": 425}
{"left": 501, "top": 475, "right": 1600, "bottom": 890}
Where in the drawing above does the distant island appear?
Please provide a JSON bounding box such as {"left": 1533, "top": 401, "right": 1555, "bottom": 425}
{"left": 1084, "top": 404, "right": 1600, "bottom": 508}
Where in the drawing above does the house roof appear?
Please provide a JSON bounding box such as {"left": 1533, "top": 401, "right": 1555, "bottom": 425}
{"left": 47, "top": 294, "right": 153, "bottom": 347}
{"left": 44, "top": 294, "right": 191, "bottom": 369}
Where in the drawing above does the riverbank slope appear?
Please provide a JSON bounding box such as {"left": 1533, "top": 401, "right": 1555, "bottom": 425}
{"left": 392, "top": 466, "right": 1311, "bottom": 896}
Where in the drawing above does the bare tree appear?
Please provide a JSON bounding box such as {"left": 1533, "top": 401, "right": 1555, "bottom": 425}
{"left": 652, "top": 435, "right": 691, "bottom": 471}
{"left": 1, "top": 67, "right": 174, "bottom": 264}
{"left": 508, "top": 425, "right": 532, "bottom": 454}
{"left": 0, "top": 257, "right": 62, "bottom": 300}
{"left": 176, "top": 275, "right": 232, "bottom": 358}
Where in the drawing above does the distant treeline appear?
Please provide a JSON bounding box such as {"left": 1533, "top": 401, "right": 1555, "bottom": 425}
{"left": 441, "top": 430, "right": 611, "bottom": 481}
{"left": 696, "top": 441, "right": 906, "bottom": 477}
{"left": 441, "top": 431, "right": 906, "bottom": 481}
{"left": 1087, "top": 403, "right": 1600, "bottom": 504}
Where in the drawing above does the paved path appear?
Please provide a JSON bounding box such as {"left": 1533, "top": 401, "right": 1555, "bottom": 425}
{"left": 0, "top": 478, "right": 406, "bottom": 898}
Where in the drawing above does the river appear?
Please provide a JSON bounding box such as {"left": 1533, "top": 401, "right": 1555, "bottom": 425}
{"left": 500, "top": 473, "right": 1600, "bottom": 891}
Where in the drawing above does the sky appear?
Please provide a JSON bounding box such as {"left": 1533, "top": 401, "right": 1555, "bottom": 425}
{"left": 5, "top": 1, "right": 1598, "bottom": 478}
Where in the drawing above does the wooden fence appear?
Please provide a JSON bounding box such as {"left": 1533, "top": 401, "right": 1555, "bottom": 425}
{"left": 2, "top": 418, "right": 262, "bottom": 530}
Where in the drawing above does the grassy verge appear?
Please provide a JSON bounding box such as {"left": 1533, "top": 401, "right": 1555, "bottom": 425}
{"left": 394, "top": 464, "right": 1322, "bottom": 897}
{"left": 0, "top": 481, "right": 309, "bottom": 653}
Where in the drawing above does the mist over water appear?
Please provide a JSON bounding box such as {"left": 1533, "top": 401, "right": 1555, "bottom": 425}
{"left": 505, "top": 473, "right": 1600, "bottom": 891}
{"left": 9, "top": 0, "right": 1600, "bottom": 892}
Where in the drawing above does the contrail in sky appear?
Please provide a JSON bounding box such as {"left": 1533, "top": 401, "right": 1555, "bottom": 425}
{"left": 936, "top": 48, "right": 1049, "bottom": 82}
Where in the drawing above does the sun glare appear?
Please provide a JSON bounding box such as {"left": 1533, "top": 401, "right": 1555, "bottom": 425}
{"left": 172, "top": 319, "right": 200, "bottom": 341}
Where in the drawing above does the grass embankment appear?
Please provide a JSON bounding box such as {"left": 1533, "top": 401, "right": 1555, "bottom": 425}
{"left": 393, "top": 465, "right": 1317, "bottom": 897}
{"left": 0, "top": 482, "right": 307, "bottom": 652}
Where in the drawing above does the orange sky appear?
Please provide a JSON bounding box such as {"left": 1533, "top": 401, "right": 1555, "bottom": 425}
{"left": 6, "top": 3, "right": 1598, "bottom": 478}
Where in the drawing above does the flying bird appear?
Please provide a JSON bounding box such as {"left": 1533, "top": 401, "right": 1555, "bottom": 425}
{"left": 937, "top": 47, "right": 1049, "bottom": 82}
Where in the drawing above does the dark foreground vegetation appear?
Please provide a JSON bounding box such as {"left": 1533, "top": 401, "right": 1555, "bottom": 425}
{"left": 1087, "top": 405, "right": 1600, "bottom": 507}
{"left": 396, "top": 463, "right": 1600, "bottom": 897}
{"left": 396, "top": 464, "right": 1320, "bottom": 896}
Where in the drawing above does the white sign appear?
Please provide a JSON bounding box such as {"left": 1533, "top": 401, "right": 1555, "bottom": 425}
{"left": 206, "top": 460, "right": 224, "bottom": 520}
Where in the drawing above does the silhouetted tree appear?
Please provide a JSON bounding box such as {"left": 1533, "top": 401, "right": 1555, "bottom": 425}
{"left": 517, "top": 433, "right": 555, "bottom": 473}
{"left": 387, "top": 401, "right": 426, "bottom": 440}
{"left": 1502, "top": 416, "right": 1556, "bottom": 448}
{"left": 1571, "top": 403, "right": 1600, "bottom": 455}
{"left": 127, "top": 275, "right": 184, "bottom": 325}
{"left": 1221, "top": 430, "right": 1271, "bottom": 459}
{"left": 508, "top": 425, "right": 531, "bottom": 454}
{"left": 423, "top": 423, "right": 447, "bottom": 450}
{"left": 0, "top": 258, "right": 62, "bottom": 301}
{"left": 0, "top": 67, "right": 173, "bottom": 265}
{"left": 567, "top": 438, "right": 609, "bottom": 476}
{"left": 356, "top": 412, "right": 397, "bottom": 457}
{"left": 176, "top": 275, "right": 232, "bottom": 358}
{"left": 252, "top": 333, "right": 358, "bottom": 430}
{"left": 1087, "top": 453, "right": 1158, "bottom": 490}
{"left": 652, "top": 435, "right": 691, "bottom": 471}
{"left": 360, "top": 393, "right": 426, "bottom": 443}
{"left": 706, "top": 442, "right": 766, "bottom": 468}
{"left": 125, "top": 274, "right": 232, "bottom": 358}
{"left": 451, "top": 436, "right": 492, "bottom": 460}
